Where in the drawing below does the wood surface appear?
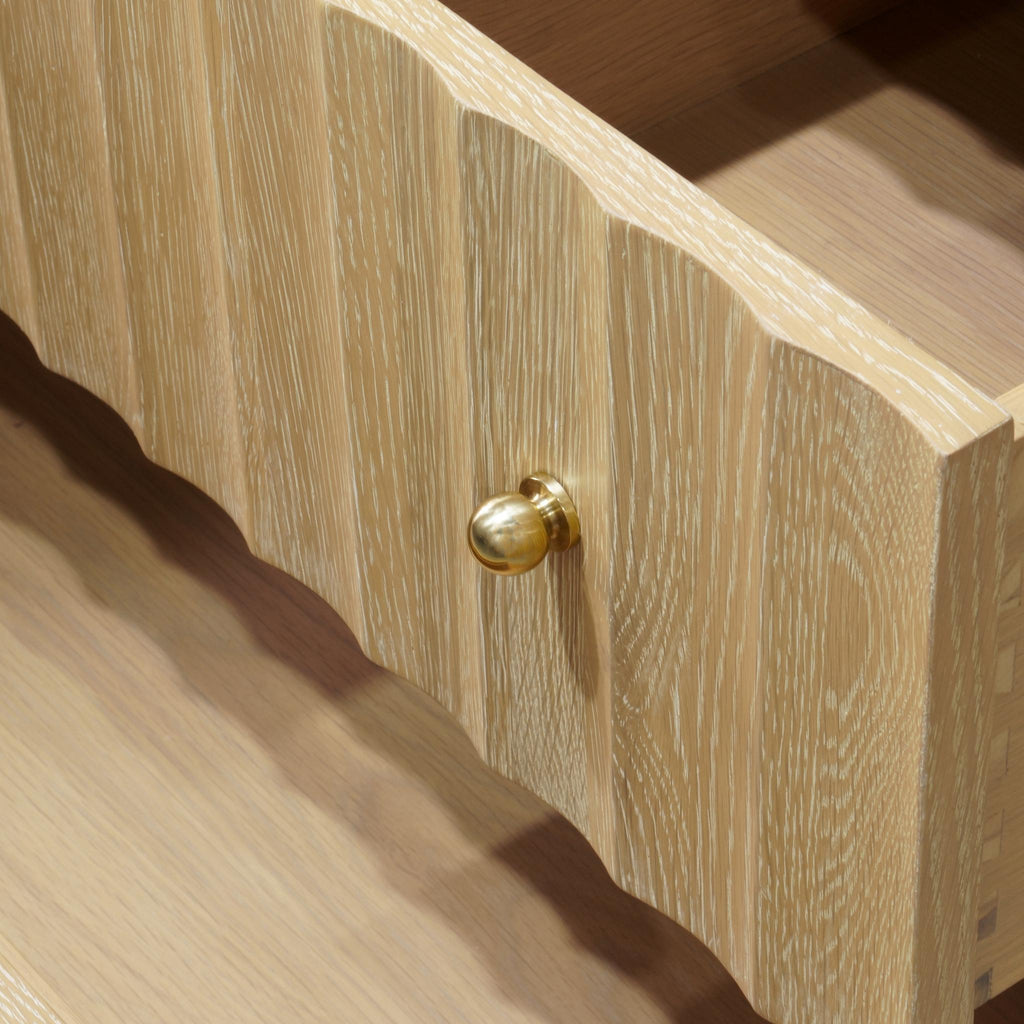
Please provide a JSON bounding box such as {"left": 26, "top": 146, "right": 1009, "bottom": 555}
{"left": 0, "top": 316, "right": 771, "bottom": 1024}
{"left": 976, "top": 383, "right": 1024, "bottom": 1002}
{"left": 2, "top": 316, "right": 1024, "bottom": 1024}
{"left": 0, "top": 1, "right": 1015, "bottom": 1022}
{"left": 441, "top": 0, "right": 896, "bottom": 135}
{"left": 634, "top": 0, "right": 1024, "bottom": 399}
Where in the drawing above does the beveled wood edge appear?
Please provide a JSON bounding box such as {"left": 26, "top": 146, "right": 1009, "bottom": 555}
{"left": 975, "top": 383, "right": 1024, "bottom": 1001}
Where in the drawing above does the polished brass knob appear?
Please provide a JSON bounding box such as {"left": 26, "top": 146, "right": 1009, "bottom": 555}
{"left": 467, "top": 472, "right": 581, "bottom": 575}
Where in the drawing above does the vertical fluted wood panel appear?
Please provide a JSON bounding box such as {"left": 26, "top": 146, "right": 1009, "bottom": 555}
{"left": 458, "top": 111, "right": 615, "bottom": 853}
{"left": 0, "top": 72, "right": 36, "bottom": 341}
{"left": 322, "top": 12, "right": 484, "bottom": 739}
{"left": 198, "top": 0, "right": 361, "bottom": 629}
{"left": 0, "top": 0, "right": 1014, "bottom": 1019}
{"left": 93, "top": 0, "right": 249, "bottom": 530}
{"left": 605, "top": 225, "right": 768, "bottom": 992}
{"left": 0, "top": 0, "right": 139, "bottom": 429}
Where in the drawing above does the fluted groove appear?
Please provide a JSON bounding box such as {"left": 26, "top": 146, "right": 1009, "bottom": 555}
{"left": 605, "top": 228, "right": 769, "bottom": 990}
{"left": 0, "top": 0, "right": 140, "bottom": 431}
{"left": 456, "top": 108, "right": 616, "bottom": 855}
{"left": 92, "top": 0, "right": 249, "bottom": 533}
{"left": 197, "top": 0, "right": 363, "bottom": 631}
{"left": 322, "top": 10, "right": 485, "bottom": 740}
{"left": 0, "top": 70, "right": 36, "bottom": 341}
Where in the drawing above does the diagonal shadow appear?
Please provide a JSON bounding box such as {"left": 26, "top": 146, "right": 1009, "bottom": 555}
{"left": 639, "top": 0, "right": 1024, "bottom": 257}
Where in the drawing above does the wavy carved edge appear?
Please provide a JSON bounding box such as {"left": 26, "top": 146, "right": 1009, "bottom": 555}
{"left": 0, "top": 1, "right": 1014, "bottom": 1022}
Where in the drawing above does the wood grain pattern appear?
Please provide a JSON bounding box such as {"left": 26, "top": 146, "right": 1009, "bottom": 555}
{"left": 605, "top": 230, "right": 768, "bottom": 989}
{"left": 976, "top": 383, "right": 1024, "bottom": 1002}
{"left": 93, "top": 0, "right": 248, "bottom": 526}
{"left": 458, "top": 110, "right": 614, "bottom": 849}
{"left": 0, "top": 0, "right": 138, "bottom": 422}
{"left": 634, "top": 0, "right": 1024, "bottom": 399}
{"left": 3, "top": 321, "right": 1024, "bottom": 1024}
{"left": 323, "top": 13, "right": 484, "bottom": 737}
{"left": 604, "top": 224, "right": 1010, "bottom": 1022}
{"left": 441, "top": 0, "right": 896, "bottom": 135}
{"left": 0, "top": 318, "right": 774, "bottom": 1024}
{"left": 0, "top": 1, "right": 1014, "bottom": 1022}
{"left": 199, "top": 0, "right": 363, "bottom": 630}
{"left": 0, "top": 68, "right": 35, "bottom": 341}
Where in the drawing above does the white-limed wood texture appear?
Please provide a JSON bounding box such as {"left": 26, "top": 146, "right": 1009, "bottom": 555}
{"left": 0, "top": 1, "right": 1012, "bottom": 1022}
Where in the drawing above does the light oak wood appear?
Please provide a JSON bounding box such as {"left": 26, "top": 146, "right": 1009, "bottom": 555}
{"left": 0, "top": 318, "right": 771, "bottom": 1024}
{"left": 634, "top": 0, "right": 1024, "bottom": 399}
{"left": 976, "top": 383, "right": 1024, "bottom": 1003}
{"left": 0, "top": 1, "right": 1016, "bottom": 1022}
{"left": 3, "top": 317, "right": 1024, "bottom": 1024}
{"left": 94, "top": 0, "right": 249, "bottom": 525}
{"left": 442, "top": 0, "right": 896, "bottom": 135}
{"left": 0, "top": 69, "right": 34, "bottom": 344}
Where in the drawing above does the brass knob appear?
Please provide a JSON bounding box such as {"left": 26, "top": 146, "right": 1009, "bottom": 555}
{"left": 467, "top": 472, "right": 581, "bottom": 575}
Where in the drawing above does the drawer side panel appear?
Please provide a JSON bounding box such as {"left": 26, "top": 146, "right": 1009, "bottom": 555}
{"left": 975, "top": 388, "right": 1024, "bottom": 1002}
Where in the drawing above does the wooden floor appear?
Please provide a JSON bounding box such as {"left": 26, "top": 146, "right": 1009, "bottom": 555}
{"left": 0, "top": 311, "right": 1021, "bottom": 1022}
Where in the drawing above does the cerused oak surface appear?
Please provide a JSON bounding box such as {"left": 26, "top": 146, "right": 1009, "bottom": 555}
{"left": 0, "top": 1, "right": 1016, "bottom": 1022}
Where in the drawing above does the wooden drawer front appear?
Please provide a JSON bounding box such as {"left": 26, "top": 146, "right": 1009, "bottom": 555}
{"left": 0, "top": 2, "right": 1012, "bottom": 1023}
